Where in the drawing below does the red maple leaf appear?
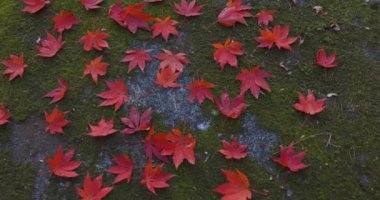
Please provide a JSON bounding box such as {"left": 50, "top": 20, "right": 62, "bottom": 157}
{"left": 21, "top": 0, "right": 50, "bottom": 14}
{"left": 121, "top": 106, "right": 152, "bottom": 134}
{"left": 155, "top": 49, "right": 189, "bottom": 72}
{"left": 121, "top": 49, "right": 152, "bottom": 73}
{"left": 144, "top": 127, "right": 170, "bottom": 162}
{"left": 219, "top": 135, "right": 248, "bottom": 160}
{"left": 293, "top": 90, "right": 326, "bottom": 115}
{"left": 97, "top": 77, "right": 128, "bottom": 111}
{"left": 255, "top": 25, "right": 297, "bottom": 51}
{"left": 52, "top": 11, "right": 81, "bottom": 33}
{"left": 76, "top": 172, "right": 113, "bottom": 200}
{"left": 273, "top": 142, "right": 309, "bottom": 172}
{"left": 87, "top": 117, "right": 118, "bottom": 137}
{"left": 44, "top": 79, "right": 68, "bottom": 104}
{"left": 156, "top": 68, "right": 182, "bottom": 88}
{"left": 213, "top": 169, "right": 252, "bottom": 200}
{"left": 218, "top": 0, "right": 252, "bottom": 27}
{"left": 215, "top": 92, "right": 248, "bottom": 119}
{"left": 109, "top": 2, "right": 153, "bottom": 34}
{"left": 254, "top": 10, "right": 277, "bottom": 27}
{"left": 81, "top": 0, "right": 104, "bottom": 10}
{"left": 1, "top": 53, "right": 28, "bottom": 81}
{"left": 161, "top": 129, "right": 196, "bottom": 169}
{"left": 236, "top": 66, "right": 273, "bottom": 98}
{"left": 79, "top": 29, "right": 111, "bottom": 51}
{"left": 47, "top": 146, "right": 81, "bottom": 177}
{"left": 0, "top": 104, "right": 11, "bottom": 125}
{"left": 107, "top": 154, "right": 134, "bottom": 184}
{"left": 36, "top": 32, "right": 65, "bottom": 58}
{"left": 213, "top": 38, "right": 245, "bottom": 70}
{"left": 141, "top": 160, "right": 175, "bottom": 195}
{"left": 152, "top": 16, "right": 179, "bottom": 42}
{"left": 44, "top": 106, "right": 70, "bottom": 135}
{"left": 83, "top": 56, "right": 108, "bottom": 84}
{"left": 316, "top": 49, "right": 337, "bottom": 68}
{"left": 175, "top": 0, "right": 204, "bottom": 17}
{"left": 186, "top": 79, "right": 215, "bottom": 104}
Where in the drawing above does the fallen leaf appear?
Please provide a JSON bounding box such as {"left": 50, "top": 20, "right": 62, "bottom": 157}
{"left": 155, "top": 68, "right": 182, "bottom": 88}
{"left": 255, "top": 25, "right": 298, "bottom": 51}
{"left": 236, "top": 66, "right": 273, "bottom": 98}
{"left": 213, "top": 169, "right": 252, "bottom": 200}
{"left": 87, "top": 117, "right": 118, "bottom": 137}
{"left": 155, "top": 49, "right": 189, "bottom": 72}
{"left": 36, "top": 32, "right": 65, "bottom": 58}
{"left": 316, "top": 49, "right": 337, "bottom": 68}
{"left": 219, "top": 135, "right": 248, "bottom": 160}
{"left": 151, "top": 16, "right": 179, "bottom": 42}
{"left": 107, "top": 154, "right": 134, "bottom": 184}
{"left": 76, "top": 172, "right": 113, "bottom": 200}
{"left": 45, "top": 106, "right": 70, "bottom": 134}
{"left": 52, "top": 11, "right": 81, "bottom": 33}
{"left": 44, "top": 79, "right": 68, "bottom": 104}
{"left": 47, "top": 146, "right": 81, "bottom": 177}
{"left": 293, "top": 90, "right": 326, "bottom": 115}
{"left": 21, "top": 0, "right": 50, "bottom": 14}
{"left": 97, "top": 77, "right": 129, "bottom": 111}
{"left": 254, "top": 10, "right": 277, "bottom": 27}
{"left": 121, "top": 106, "right": 152, "bottom": 134}
{"left": 0, "top": 104, "right": 11, "bottom": 125}
{"left": 144, "top": 127, "right": 170, "bottom": 162}
{"left": 215, "top": 92, "right": 248, "bottom": 119}
{"left": 141, "top": 160, "right": 175, "bottom": 195}
{"left": 79, "top": 29, "right": 111, "bottom": 51}
{"left": 186, "top": 79, "right": 216, "bottom": 104}
{"left": 273, "top": 142, "right": 309, "bottom": 172}
{"left": 175, "top": 0, "right": 204, "bottom": 17}
{"left": 1, "top": 53, "right": 28, "bottom": 81}
{"left": 218, "top": 0, "right": 252, "bottom": 27}
{"left": 213, "top": 38, "right": 245, "bottom": 70}
{"left": 81, "top": 0, "right": 104, "bottom": 10}
{"left": 121, "top": 49, "right": 152, "bottom": 73}
{"left": 83, "top": 56, "right": 108, "bottom": 84}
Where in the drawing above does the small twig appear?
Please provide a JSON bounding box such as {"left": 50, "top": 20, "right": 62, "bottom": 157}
{"left": 251, "top": 188, "right": 269, "bottom": 196}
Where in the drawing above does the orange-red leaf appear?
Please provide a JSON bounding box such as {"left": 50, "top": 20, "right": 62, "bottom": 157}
{"left": 255, "top": 25, "right": 297, "bottom": 51}
{"left": 97, "top": 77, "right": 128, "bottom": 111}
{"left": 293, "top": 90, "right": 326, "bottom": 115}
{"left": 121, "top": 49, "right": 152, "bottom": 73}
{"left": 83, "top": 56, "right": 108, "bottom": 84}
{"left": 1, "top": 53, "right": 28, "bottom": 81}
{"left": 76, "top": 172, "right": 113, "bottom": 200}
{"left": 52, "top": 11, "right": 80, "bottom": 33}
{"left": 161, "top": 129, "right": 196, "bottom": 169}
{"left": 175, "top": 0, "right": 204, "bottom": 17}
{"left": 0, "top": 104, "right": 11, "bottom": 125}
{"left": 236, "top": 66, "right": 273, "bottom": 98}
{"left": 254, "top": 10, "right": 277, "bottom": 27}
{"left": 44, "top": 79, "right": 68, "bottom": 104}
{"left": 213, "top": 169, "right": 252, "bottom": 200}
{"left": 144, "top": 127, "right": 170, "bottom": 162}
{"left": 79, "top": 29, "right": 110, "bottom": 51}
{"left": 215, "top": 92, "right": 248, "bottom": 119}
{"left": 218, "top": 0, "right": 252, "bottom": 27}
{"left": 316, "top": 49, "right": 337, "bottom": 68}
{"left": 47, "top": 146, "right": 81, "bottom": 177}
{"left": 107, "top": 154, "right": 134, "bottom": 184}
{"left": 121, "top": 106, "right": 152, "bottom": 134}
{"left": 186, "top": 79, "right": 215, "bottom": 104}
{"left": 213, "top": 38, "right": 244, "bottom": 70}
{"left": 21, "top": 0, "right": 50, "bottom": 14}
{"left": 81, "top": 0, "right": 104, "bottom": 10}
{"left": 219, "top": 135, "right": 248, "bottom": 160}
{"left": 273, "top": 142, "right": 309, "bottom": 172}
{"left": 44, "top": 106, "right": 70, "bottom": 134}
{"left": 155, "top": 68, "right": 182, "bottom": 88}
{"left": 152, "top": 16, "right": 179, "bottom": 42}
{"left": 155, "top": 49, "right": 189, "bottom": 72}
{"left": 141, "top": 160, "right": 175, "bottom": 195}
{"left": 36, "top": 32, "right": 64, "bottom": 58}
{"left": 87, "top": 117, "right": 118, "bottom": 137}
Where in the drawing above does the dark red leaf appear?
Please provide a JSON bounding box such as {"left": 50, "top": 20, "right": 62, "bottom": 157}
{"left": 47, "top": 146, "right": 81, "bottom": 177}
{"left": 107, "top": 154, "right": 134, "bottom": 184}
{"left": 219, "top": 135, "right": 248, "bottom": 160}
{"left": 76, "top": 172, "right": 113, "bottom": 200}
{"left": 186, "top": 79, "right": 215, "bottom": 104}
{"left": 0, "top": 104, "right": 11, "bottom": 125}
{"left": 121, "top": 49, "right": 152, "bottom": 73}
{"left": 121, "top": 106, "right": 152, "bottom": 134}
{"left": 141, "top": 160, "right": 175, "bottom": 195}
{"left": 36, "top": 32, "right": 64, "bottom": 58}
{"left": 236, "top": 66, "right": 273, "bottom": 98}
{"left": 1, "top": 53, "right": 28, "bottom": 81}
{"left": 52, "top": 11, "right": 80, "bottom": 33}
{"left": 215, "top": 92, "right": 248, "bottom": 119}
{"left": 87, "top": 117, "right": 118, "bottom": 137}
{"left": 273, "top": 142, "right": 309, "bottom": 172}
{"left": 151, "top": 16, "right": 179, "bottom": 42}
{"left": 97, "top": 77, "right": 128, "bottom": 111}
{"left": 79, "top": 29, "right": 110, "bottom": 51}
{"left": 293, "top": 90, "right": 326, "bottom": 115}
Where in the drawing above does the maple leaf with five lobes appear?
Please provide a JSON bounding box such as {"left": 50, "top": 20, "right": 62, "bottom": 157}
{"left": 255, "top": 25, "right": 298, "bottom": 51}
{"left": 47, "top": 146, "right": 81, "bottom": 178}
{"left": 21, "top": 0, "right": 50, "bottom": 14}
{"left": 161, "top": 129, "right": 196, "bottom": 169}
{"left": 156, "top": 49, "right": 189, "bottom": 72}
{"left": 109, "top": 2, "right": 153, "bottom": 34}
{"left": 213, "top": 38, "right": 245, "bottom": 70}
{"left": 79, "top": 29, "right": 111, "bottom": 51}
{"left": 81, "top": 0, "right": 104, "bottom": 10}
{"left": 83, "top": 56, "right": 108, "bottom": 84}
{"left": 76, "top": 172, "right": 113, "bottom": 200}
{"left": 121, "top": 106, "right": 152, "bottom": 134}
{"left": 215, "top": 92, "right": 248, "bottom": 119}
{"left": 141, "top": 160, "right": 175, "bottom": 195}
{"left": 87, "top": 117, "right": 118, "bottom": 137}
{"left": 52, "top": 11, "right": 81, "bottom": 33}
{"left": 236, "top": 66, "right": 273, "bottom": 99}
{"left": 0, "top": 105, "right": 11, "bottom": 125}
{"left": 121, "top": 49, "right": 152, "bottom": 73}
{"left": 36, "top": 32, "right": 65, "bottom": 58}
{"left": 155, "top": 68, "right": 182, "bottom": 88}
{"left": 219, "top": 135, "right": 248, "bottom": 160}
{"left": 218, "top": 0, "right": 252, "bottom": 27}
{"left": 2, "top": 53, "right": 28, "bottom": 81}
{"left": 273, "top": 142, "right": 309, "bottom": 172}
{"left": 97, "top": 77, "right": 129, "bottom": 111}
{"left": 254, "top": 10, "right": 277, "bottom": 27}
{"left": 316, "top": 49, "right": 337, "bottom": 68}
{"left": 175, "top": 0, "right": 204, "bottom": 17}
{"left": 186, "top": 79, "right": 216, "bottom": 104}
{"left": 151, "top": 16, "right": 179, "bottom": 42}
{"left": 144, "top": 127, "right": 170, "bottom": 162}
{"left": 293, "top": 90, "right": 326, "bottom": 115}
{"left": 107, "top": 154, "right": 134, "bottom": 184}
{"left": 45, "top": 107, "right": 70, "bottom": 134}
{"left": 213, "top": 169, "right": 252, "bottom": 200}
{"left": 44, "top": 79, "right": 68, "bottom": 104}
